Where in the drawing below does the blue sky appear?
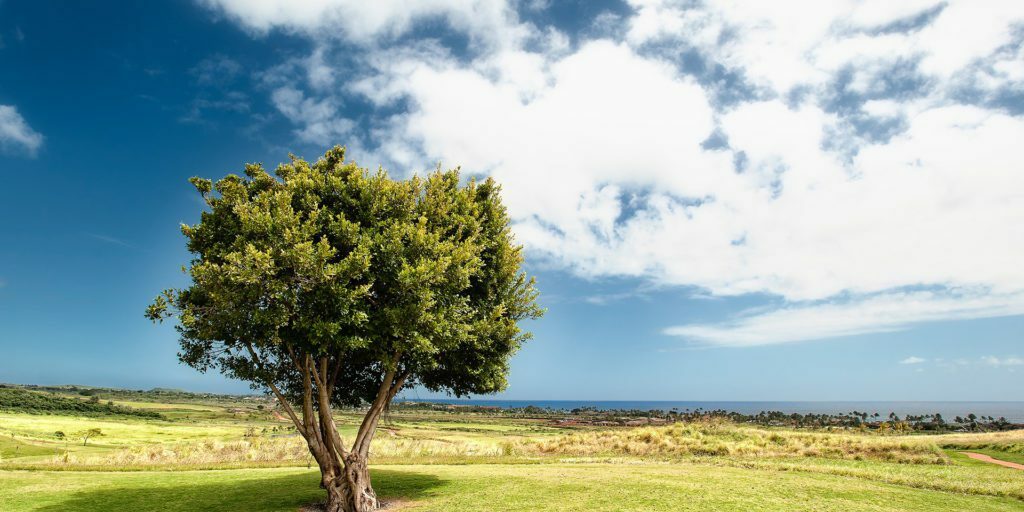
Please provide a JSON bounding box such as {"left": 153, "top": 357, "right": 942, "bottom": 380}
{"left": 1, "top": 1, "right": 1022, "bottom": 400}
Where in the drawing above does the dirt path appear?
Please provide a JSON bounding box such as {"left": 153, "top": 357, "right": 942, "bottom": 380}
{"left": 961, "top": 452, "right": 1024, "bottom": 470}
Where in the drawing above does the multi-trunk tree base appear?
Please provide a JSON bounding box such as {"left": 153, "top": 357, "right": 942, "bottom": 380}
{"left": 323, "top": 459, "right": 378, "bottom": 512}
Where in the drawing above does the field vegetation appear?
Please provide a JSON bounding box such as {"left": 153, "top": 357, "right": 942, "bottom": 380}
{"left": 522, "top": 420, "right": 948, "bottom": 463}
{"left": 0, "top": 388, "right": 162, "bottom": 419}
{"left": 1, "top": 385, "right": 1022, "bottom": 511}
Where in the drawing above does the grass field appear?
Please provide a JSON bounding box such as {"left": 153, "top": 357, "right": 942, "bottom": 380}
{"left": 2, "top": 391, "right": 1022, "bottom": 511}
{"left": 2, "top": 463, "right": 1022, "bottom": 512}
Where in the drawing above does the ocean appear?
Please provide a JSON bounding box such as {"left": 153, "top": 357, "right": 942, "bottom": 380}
{"left": 395, "top": 399, "right": 1024, "bottom": 423}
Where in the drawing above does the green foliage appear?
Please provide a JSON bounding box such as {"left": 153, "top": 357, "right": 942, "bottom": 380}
{"left": 148, "top": 146, "right": 542, "bottom": 405}
{"left": 0, "top": 389, "right": 162, "bottom": 419}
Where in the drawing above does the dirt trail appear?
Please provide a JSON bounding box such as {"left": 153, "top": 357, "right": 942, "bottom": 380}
{"left": 961, "top": 452, "right": 1024, "bottom": 470}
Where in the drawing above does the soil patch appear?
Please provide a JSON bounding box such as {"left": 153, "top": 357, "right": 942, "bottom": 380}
{"left": 961, "top": 452, "right": 1024, "bottom": 470}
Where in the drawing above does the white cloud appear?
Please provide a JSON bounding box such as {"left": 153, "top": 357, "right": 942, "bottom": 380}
{"left": 205, "top": 0, "right": 1024, "bottom": 346}
{"left": 626, "top": 1, "right": 1024, "bottom": 95}
{"left": 663, "top": 291, "right": 1024, "bottom": 347}
{"left": 861, "top": 99, "right": 903, "bottom": 118}
{"left": 197, "top": 0, "right": 530, "bottom": 50}
{"left": 900, "top": 356, "right": 926, "bottom": 365}
{"left": 0, "top": 105, "right": 43, "bottom": 155}
{"left": 981, "top": 356, "right": 1024, "bottom": 367}
{"left": 270, "top": 86, "right": 354, "bottom": 145}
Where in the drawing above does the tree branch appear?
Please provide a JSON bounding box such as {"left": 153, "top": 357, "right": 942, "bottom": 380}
{"left": 353, "top": 353, "right": 406, "bottom": 457}
{"left": 243, "top": 342, "right": 305, "bottom": 437}
{"left": 327, "top": 356, "right": 343, "bottom": 392}
{"left": 313, "top": 356, "right": 349, "bottom": 462}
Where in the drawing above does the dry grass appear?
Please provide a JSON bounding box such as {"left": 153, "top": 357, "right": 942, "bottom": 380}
{"left": 42, "top": 433, "right": 506, "bottom": 467}
{"left": 516, "top": 420, "right": 948, "bottom": 464}
{"left": 32, "top": 421, "right": 1022, "bottom": 469}
{"left": 931, "top": 429, "right": 1024, "bottom": 454}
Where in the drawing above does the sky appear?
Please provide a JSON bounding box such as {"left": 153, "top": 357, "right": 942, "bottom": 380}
{"left": 0, "top": 0, "right": 1022, "bottom": 401}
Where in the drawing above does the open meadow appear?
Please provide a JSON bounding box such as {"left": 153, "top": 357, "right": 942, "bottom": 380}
{"left": 1, "top": 386, "right": 1022, "bottom": 511}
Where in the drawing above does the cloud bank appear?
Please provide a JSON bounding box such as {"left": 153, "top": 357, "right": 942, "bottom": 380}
{"left": 198, "top": 0, "right": 1024, "bottom": 346}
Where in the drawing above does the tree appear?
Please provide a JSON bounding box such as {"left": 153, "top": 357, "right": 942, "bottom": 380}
{"left": 77, "top": 428, "right": 103, "bottom": 446}
{"left": 147, "top": 147, "right": 542, "bottom": 512}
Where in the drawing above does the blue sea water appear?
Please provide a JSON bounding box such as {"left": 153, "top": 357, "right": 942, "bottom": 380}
{"left": 396, "top": 399, "right": 1024, "bottom": 423}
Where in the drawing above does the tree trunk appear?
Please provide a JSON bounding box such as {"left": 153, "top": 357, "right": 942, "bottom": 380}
{"left": 246, "top": 348, "right": 404, "bottom": 512}
{"left": 323, "top": 455, "right": 377, "bottom": 512}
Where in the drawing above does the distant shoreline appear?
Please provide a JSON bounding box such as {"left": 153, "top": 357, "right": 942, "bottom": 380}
{"left": 396, "top": 398, "right": 1024, "bottom": 423}
{"left": 6, "top": 382, "right": 1023, "bottom": 422}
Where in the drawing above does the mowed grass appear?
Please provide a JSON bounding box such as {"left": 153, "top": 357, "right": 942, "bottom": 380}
{"left": 0, "top": 436, "right": 59, "bottom": 459}
{"left": 2, "top": 463, "right": 1022, "bottom": 512}
{"left": 0, "top": 412, "right": 272, "bottom": 447}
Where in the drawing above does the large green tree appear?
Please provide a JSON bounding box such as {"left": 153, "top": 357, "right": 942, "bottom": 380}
{"left": 147, "top": 147, "right": 542, "bottom": 512}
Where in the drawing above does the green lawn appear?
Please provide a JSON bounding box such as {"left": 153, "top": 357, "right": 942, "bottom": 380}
{"left": 0, "top": 435, "right": 60, "bottom": 459}
{"left": 1, "top": 463, "right": 1021, "bottom": 512}
{"left": 0, "top": 412, "right": 270, "bottom": 447}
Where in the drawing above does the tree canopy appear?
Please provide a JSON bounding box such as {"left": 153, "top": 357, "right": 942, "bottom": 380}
{"left": 147, "top": 146, "right": 542, "bottom": 511}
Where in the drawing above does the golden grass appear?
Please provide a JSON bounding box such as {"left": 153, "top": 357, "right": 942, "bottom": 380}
{"left": 23, "top": 419, "right": 986, "bottom": 468}
{"left": 13, "top": 412, "right": 1024, "bottom": 475}
{"left": 518, "top": 420, "right": 949, "bottom": 464}
{"left": 37, "top": 433, "right": 508, "bottom": 467}
{"left": 930, "top": 429, "right": 1024, "bottom": 454}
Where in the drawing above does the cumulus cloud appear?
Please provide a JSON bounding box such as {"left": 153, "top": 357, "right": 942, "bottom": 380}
{"left": 201, "top": 0, "right": 1024, "bottom": 346}
{"left": 900, "top": 356, "right": 926, "bottom": 365}
{"left": 197, "top": 0, "right": 529, "bottom": 50}
{"left": 626, "top": 1, "right": 1024, "bottom": 96}
{"left": 0, "top": 105, "right": 43, "bottom": 155}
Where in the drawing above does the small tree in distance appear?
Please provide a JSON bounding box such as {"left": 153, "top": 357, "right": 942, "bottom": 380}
{"left": 77, "top": 428, "right": 103, "bottom": 446}
{"left": 147, "top": 147, "right": 542, "bottom": 512}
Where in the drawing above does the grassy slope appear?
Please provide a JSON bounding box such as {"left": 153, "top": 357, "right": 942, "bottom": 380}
{"left": 1, "top": 463, "right": 1022, "bottom": 512}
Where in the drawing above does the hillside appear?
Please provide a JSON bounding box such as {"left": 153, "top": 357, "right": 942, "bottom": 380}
{"left": 0, "top": 388, "right": 162, "bottom": 419}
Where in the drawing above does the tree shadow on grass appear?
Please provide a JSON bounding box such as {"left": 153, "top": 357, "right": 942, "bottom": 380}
{"left": 36, "top": 468, "right": 444, "bottom": 512}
